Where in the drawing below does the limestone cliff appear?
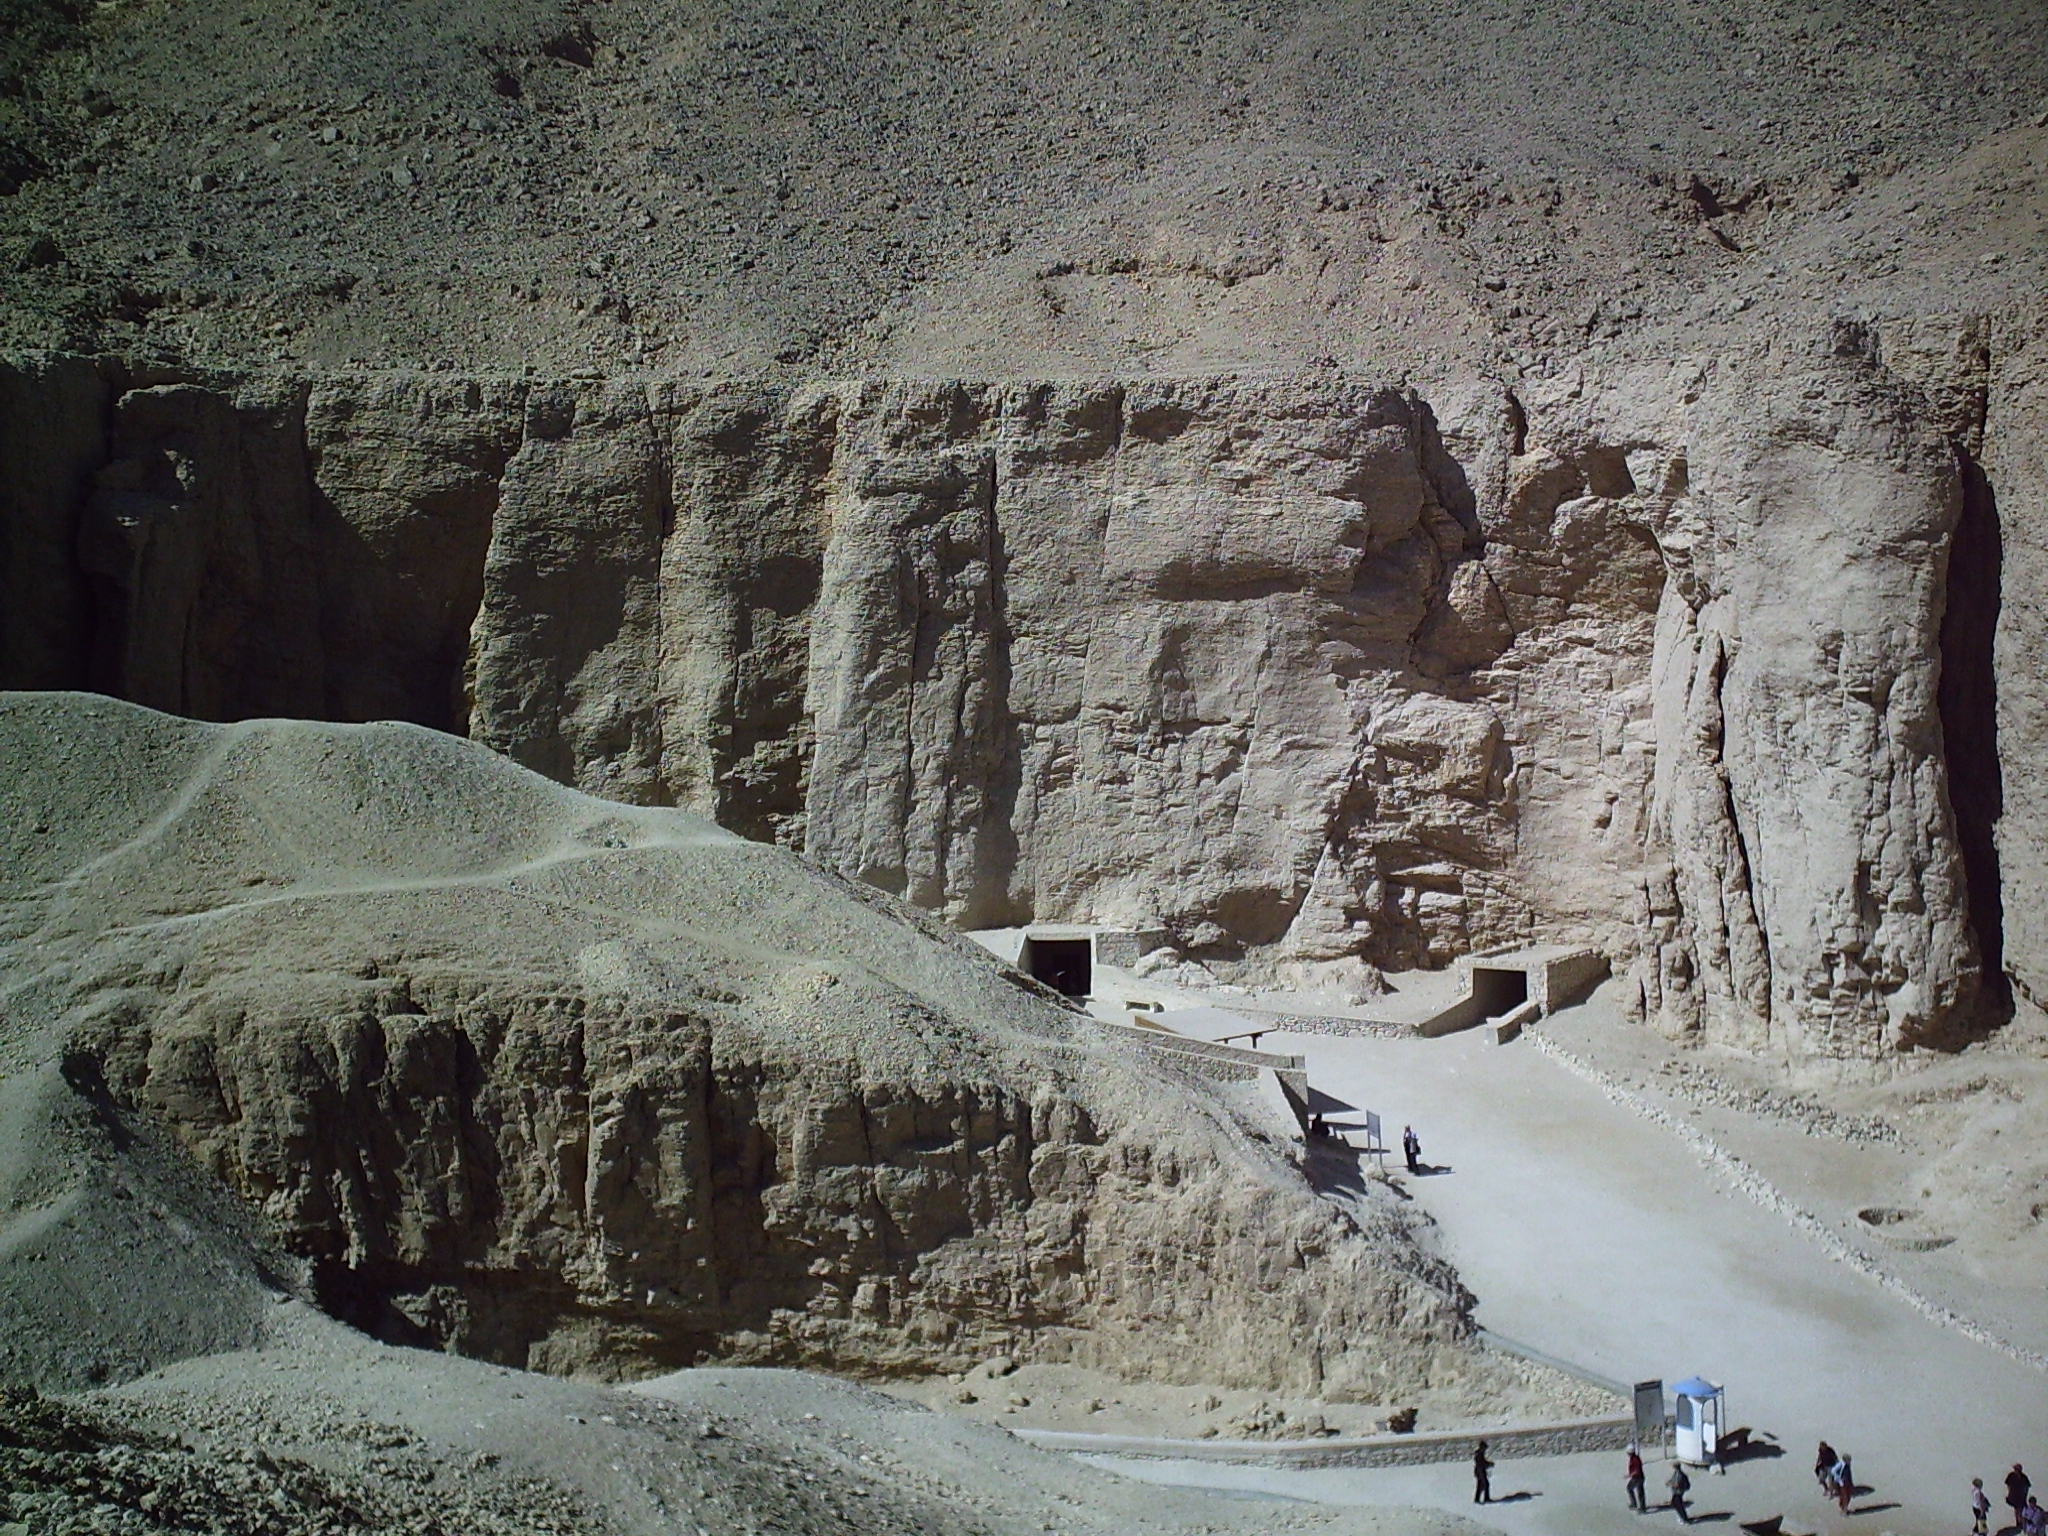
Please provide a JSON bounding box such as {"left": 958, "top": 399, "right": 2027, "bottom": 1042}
{"left": 3, "top": 315, "right": 2036, "bottom": 1057}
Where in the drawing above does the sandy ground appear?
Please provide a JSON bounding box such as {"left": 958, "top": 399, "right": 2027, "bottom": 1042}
{"left": 1529, "top": 994, "right": 2048, "bottom": 1364}
{"left": 1062, "top": 992, "right": 2048, "bottom": 1536}
{"left": 48, "top": 1305, "right": 1486, "bottom": 1536}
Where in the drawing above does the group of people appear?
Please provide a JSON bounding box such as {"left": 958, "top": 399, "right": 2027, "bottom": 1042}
{"left": 1621, "top": 1444, "right": 1694, "bottom": 1522}
{"left": 1579, "top": 1437, "right": 2045, "bottom": 1528}
{"left": 1621, "top": 1438, "right": 1832, "bottom": 1523}
{"left": 1812, "top": 1442, "right": 1855, "bottom": 1514}
{"left": 1978, "top": 1463, "right": 2045, "bottom": 1535}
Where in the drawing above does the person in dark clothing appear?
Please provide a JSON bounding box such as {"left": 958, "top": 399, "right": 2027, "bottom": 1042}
{"left": 1403, "top": 1124, "right": 1421, "bottom": 1173}
{"left": 1667, "top": 1464, "right": 1692, "bottom": 1524}
{"left": 2012, "top": 1466, "right": 2034, "bottom": 1530}
{"left": 1814, "top": 1441, "right": 1837, "bottom": 1493}
{"left": 1472, "top": 1440, "right": 1493, "bottom": 1503}
{"left": 1625, "top": 1445, "right": 1647, "bottom": 1512}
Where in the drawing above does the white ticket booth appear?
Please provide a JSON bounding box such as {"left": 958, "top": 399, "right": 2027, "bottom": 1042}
{"left": 1671, "top": 1376, "right": 1725, "bottom": 1466}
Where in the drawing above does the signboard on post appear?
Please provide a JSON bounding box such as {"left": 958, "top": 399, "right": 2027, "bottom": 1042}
{"left": 1634, "top": 1379, "right": 1666, "bottom": 1455}
{"left": 1362, "top": 1110, "right": 1385, "bottom": 1168}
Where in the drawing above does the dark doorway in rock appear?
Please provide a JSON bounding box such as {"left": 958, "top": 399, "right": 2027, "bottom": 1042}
{"left": 1022, "top": 937, "right": 1092, "bottom": 999}
{"left": 1471, "top": 965, "right": 1528, "bottom": 1018}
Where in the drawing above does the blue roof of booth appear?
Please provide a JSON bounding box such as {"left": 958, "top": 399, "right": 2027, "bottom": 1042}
{"left": 1673, "top": 1376, "right": 1721, "bottom": 1398}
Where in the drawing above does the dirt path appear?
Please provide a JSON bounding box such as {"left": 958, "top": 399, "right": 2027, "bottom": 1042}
{"left": 1091, "top": 1019, "right": 2048, "bottom": 1536}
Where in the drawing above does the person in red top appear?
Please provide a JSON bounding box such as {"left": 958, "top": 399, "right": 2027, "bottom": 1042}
{"left": 1625, "top": 1445, "right": 1647, "bottom": 1512}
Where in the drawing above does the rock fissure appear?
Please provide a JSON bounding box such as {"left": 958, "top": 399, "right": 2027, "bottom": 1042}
{"left": 1708, "top": 634, "right": 1776, "bottom": 1042}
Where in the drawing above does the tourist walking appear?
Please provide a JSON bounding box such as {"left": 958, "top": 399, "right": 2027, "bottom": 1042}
{"left": 1472, "top": 1440, "right": 1493, "bottom": 1503}
{"left": 1625, "top": 1444, "right": 1647, "bottom": 1512}
{"left": 1813, "top": 1440, "right": 1836, "bottom": 1494}
{"left": 1666, "top": 1463, "right": 1692, "bottom": 1524}
{"left": 2024, "top": 1496, "right": 2048, "bottom": 1536}
{"left": 1403, "top": 1124, "right": 1421, "bottom": 1173}
{"left": 1833, "top": 1453, "right": 1854, "bottom": 1514}
{"left": 1974, "top": 1476, "right": 1992, "bottom": 1534}
{"left": 2011, "top": 1465, "right": 2034, "bottom": 1530}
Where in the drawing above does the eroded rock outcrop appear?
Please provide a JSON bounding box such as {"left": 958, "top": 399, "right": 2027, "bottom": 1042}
{"left": 2, "top": 321, "right": 2036, "bottom": 1057}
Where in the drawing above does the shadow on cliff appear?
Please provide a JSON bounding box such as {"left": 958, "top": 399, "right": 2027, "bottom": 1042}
{"left": 1937, "top": 444, "right": 2012, "bottom": 1044}
{"left": 961, "top": 461, "right": 1028, "bottom": 927}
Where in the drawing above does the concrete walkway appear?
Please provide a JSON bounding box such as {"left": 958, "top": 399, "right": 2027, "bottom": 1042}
{"left": 1089, "top": 1022, "right": 2048, "bottom": 1536}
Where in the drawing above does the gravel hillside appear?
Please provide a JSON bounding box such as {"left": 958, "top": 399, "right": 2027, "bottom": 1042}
{"left": 1, "top": 0, "right": 2043, "bottom": 376}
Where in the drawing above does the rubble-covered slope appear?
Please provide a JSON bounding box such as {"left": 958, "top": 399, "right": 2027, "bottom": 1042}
{"left": 2, "top": 1342, "right": 1486, "bottom": 1536}
{"left": 0, "top": 691, "right": 1513, "bottom": 1405}
{"left": 1, "top": 0, "right": 2043, "bottom": 380}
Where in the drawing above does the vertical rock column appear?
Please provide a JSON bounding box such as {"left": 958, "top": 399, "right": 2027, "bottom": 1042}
{"left": 1643, "top": 359, "right": 1978, "bottom": 1054}
{"left": 466, "top": 382, "right": 671, "bottom": 801}
{"left": 655, "top": 383, "right": 838, "bottom": 844}
{"left": 1980, "top": 313, "right": 2048, "bottom": 1026}
{"left": 802, "top": 383, "right": 1019, "bottom": 920}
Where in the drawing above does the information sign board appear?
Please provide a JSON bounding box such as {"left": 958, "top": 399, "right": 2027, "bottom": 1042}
{"left": 1634, "top": 1379, "right": 1666, "bottom": 1450}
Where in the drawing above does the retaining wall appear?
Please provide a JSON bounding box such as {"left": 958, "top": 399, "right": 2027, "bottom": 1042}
{"left": 1014, "top": 1413, "right": 1635, "bottom": 1468}
{"left": 1097, "top": 1018, "right": 1309, "bottom": 1103}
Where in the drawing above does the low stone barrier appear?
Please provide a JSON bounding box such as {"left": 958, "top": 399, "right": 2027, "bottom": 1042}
{"left": 1493, "top": 998, "right": 1541, "bottom": 1043}
{"left": 1094, "top": 1018, "right": 1308, "bottom": 1103}
{"left": 1013, "top": 1412, "right": 1635, "bottom": 1468}
{"left": 1218, "top": 1005, "right": 1415, "bottom": 1040}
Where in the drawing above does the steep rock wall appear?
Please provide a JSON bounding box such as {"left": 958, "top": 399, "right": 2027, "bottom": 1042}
{"left": 1, "top": 330, "right": 2030, "bottom": 1057}
{"left": 79, "top": 973, "right": 1467, "bottom": 1393}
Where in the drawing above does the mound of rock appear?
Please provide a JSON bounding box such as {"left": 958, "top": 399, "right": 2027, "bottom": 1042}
{"left": 0, "top": 691, "right": 1501, "bottom": 1408}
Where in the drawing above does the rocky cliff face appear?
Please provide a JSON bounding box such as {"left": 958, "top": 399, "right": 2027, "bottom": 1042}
{"left": 4, "top": 315, "right": 2037, "bottom": 1057}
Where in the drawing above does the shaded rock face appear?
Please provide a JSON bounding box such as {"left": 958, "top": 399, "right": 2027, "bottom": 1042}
{"left": 85, "top": 973, "right": 1429, "bottom": 1386}
{"left": 2, "top": 324, "right": 2032, "bottom": 1057}
{"left": 83, "top": 974, "right": 1376, "bottom": 1384}
{"left": 1, "top": 697, "right": 1482, "bottom": 1397}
